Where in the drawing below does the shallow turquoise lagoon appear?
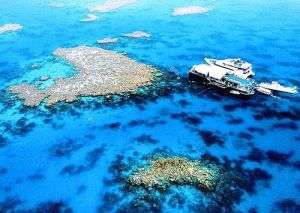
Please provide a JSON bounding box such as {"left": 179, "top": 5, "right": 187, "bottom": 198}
{"left": 0, "top": 0, "right": 300, "bottom": 212}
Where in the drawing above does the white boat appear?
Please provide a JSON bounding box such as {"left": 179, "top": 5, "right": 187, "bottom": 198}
{"left": 189, "top": 64, "right": 255, "bottom": 96}
{"left": 256, "top": 86, "right": 273, "bottom": 96}
{"left": 259, "top": 81, "right": 298, "bottom": 94}
{"left": 204, "top": 58, "right": 255, "bottom": 80}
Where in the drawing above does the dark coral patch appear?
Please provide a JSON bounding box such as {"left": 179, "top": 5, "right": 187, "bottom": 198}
{"left": 108, "top": 155, "right": 131, "bottom": 174}
{"left": 2, "top": 118, "right": 36, "bottom": 137}
{"left": 237, "top": 132, "right": 253, "bottom": 141}
{"left": 76, "top": 185, "right": 86, "bottom": 194}
{"left": 245, "top": 148, "right": 294, "bottom": 167}
{"left": 168, "top": 193, "right": 185, "bottom": 209}
{"left": 0, "top": 197, "right": 22, "bottom": 212}
{"left": 227, "top": 117, "right": 244, "bottom": 125}
{"left": 272, "top": 122, "right": 298, "bottom": 130}
{"left": 49, "top": 138, "right": 83, "bottom": 158}
{"left": 0, "top": 167, "right": 7, "bottom": 175}
{"left": 132, "top": 134, "right": 158, "bottom": 144}
{"left": 197, "top": 110, "right": 217, "bottom": 117}
{"left": 98, "top": 192, "right": 123, "bottom": 212}
{"left": 60, "top": 146, "right": 105, "bottom": 175}
{"left": 188, "top": 202, "right": 223, "bottom": 213}
{"left": 292, "top": 161, "right": 300, "bottom": 169}
{"left": 32, "top": 201, "right": 72, "bottom": 213}
{"left": 15, "top": 118, "right": 36, "bottom": 135}
{"left": 253, "top": 107, "right": 300, "bottom": 121}
{"left": 247, "top": 127, "right": 265, "bottom": 135}
{"left": 198, "top": 130, "right": 225, "bottom": 146}
{"left": 103, "top": 122, "right": 121, "bottom": 130}
{"left": 86, "top": 147, "right": 105, "bottom": 167}
{"left": 248, "top": 207, "right": 258, "bottom": 213}
{"left": 28, "top": 173, "right": 45, "bottom": 181}
{"left": 266, "top": 151, "right": 293, "bottom": 166}
{"left": 271, "top": 199, "right": 300, "bottom": 213}
{"left": 177, "top": 99, "right": 190, "bottom": 107}
{"left": 117, "top": 192, "right": 164, "bottom": 213}
{"left": 171, "top": 112, "right": 202, "bottom": 126}
{"left": 127, "top": 117, "right": 166, "bottom": 128}
{"left": 222, "top": 101, "right": 259, "bottom": 112}
{"left": 0, "top": 135, "right": 8, "bottom": 147}
{"left": 61, "top": 165, "right": 85, "bottom": 176}
{"left": 246, "top": 148, "right": 265, "bottom": 163}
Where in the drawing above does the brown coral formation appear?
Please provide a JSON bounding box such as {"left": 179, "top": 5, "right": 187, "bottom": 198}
{"left": 8, "top": 46, "right": 156, "bottom": 107}
{"left": 128, "top": 157, "right": 219, "bottom": 191}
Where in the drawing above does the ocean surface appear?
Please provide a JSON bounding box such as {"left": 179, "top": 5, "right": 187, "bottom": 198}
{"left": 0, "top": 0, "right": 300, "bottom": 212}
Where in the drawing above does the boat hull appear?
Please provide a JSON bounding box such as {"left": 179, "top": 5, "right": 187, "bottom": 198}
{"left": 188, "top": 69, "right": 254, "bottom": 96}
{"left": 259, "top": 84, "right": 297, "bottom": 94}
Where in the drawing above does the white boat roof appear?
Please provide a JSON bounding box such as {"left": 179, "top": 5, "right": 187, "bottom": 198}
{"left": 193, "top": 64, "right": 230, "bottom": 80}
{"left": 220, "top": 59, "right": 251, "bottom": 69}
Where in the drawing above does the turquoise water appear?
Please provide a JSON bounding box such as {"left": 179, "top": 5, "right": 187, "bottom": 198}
{"left": 0, "top": 0, "right": 300, "bottom": 212}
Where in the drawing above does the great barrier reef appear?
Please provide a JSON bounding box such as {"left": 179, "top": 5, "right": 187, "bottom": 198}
{"left": 0, "top": 0, "right": 299, "bottom": 212}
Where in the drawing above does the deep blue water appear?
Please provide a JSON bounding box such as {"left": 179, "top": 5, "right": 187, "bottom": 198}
{"left": 0, "top": 0, "right": 300, "bottom": 212}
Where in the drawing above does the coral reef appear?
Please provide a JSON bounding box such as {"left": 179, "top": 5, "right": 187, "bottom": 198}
{"left": 8, "top": 46, "right": 157, "bottom": 107}
{"left": 128, "top": 157, "right": 219, "bottom": 191}
{"left": 173, "top": 6, "right": 210, "bottom": 16}
{"left": 0, "top": 197, "right": 22, "bottom": 212}
{"left": 60, "top": 146, "right": 105, "bottom": 175}
{"left": 271, "top": 199, "right": 300, "bottom": 213}
{"left": 198, "top": 130, "right": 225, "bottom": 146}
{"left": 49, "top": 2, "right": 65, "bottom": 8}
{"left": 0, "top": 24, "right": 23, "bottom": 35}
{"left": 90, "top": 0, "right": 137, "bottom": 13}
{"left": 40, "top": 75, "right": 50, "bottom": 81}
{"left": 132, "top": 134, "right": 158, "bottom": 144}
{"left": 80, "top": 14, "right": 98, "bottom": 22}
{"left": 97, "top": 37, "right": 118, "bottom": 44}
{"left": 100, "top": 150, "right": 272, "bottom": 212}
{"left": 123, "top": 31, "right": 151, "bottom": 38}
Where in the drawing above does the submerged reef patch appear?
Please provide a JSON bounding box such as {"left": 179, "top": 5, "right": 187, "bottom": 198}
{"left": 49, "top": 138, "right": 84, "bottom": 158}
{"left": 60, "top": 146, "right": 105, "bottom": 175}
{"left": 100, "top": 151, "right": 272, "bottom": 212}
{"left": 128, "top": 157, "right": 219, "bottom": 191}
{"left": 90, "top": 0, "right": 137, "bottom": 13}
{"left": 253, "top": 107, "right": 300, "bottom": 121}
{"left": 122, "top": 31, "right": 151, "bottom": 38}
{"left": 0, "top": 197, "right": 22, "bottom": 212}
{"left": 31, "top": 201, "right": 72, "bottom": 213}
{"left": 0, "top": 24, "right": 23, "bottom": 35}
{"left": 171, "top": 112, "right": 202, "bottom": 126}
{"left": 79, "top": 14, "right": 98, "bottom": 22}
{"left": 0, "top": 135, "right": 8, "bottom": 147}
{"left": 0, "top": 197, "right": 71, "bottom": 212}
{"left": 245, "top": 147, "right": 295, "bottom": 167}
{"left": 1, "top": 117, "right": 36, "bottom": 138}
{"left": 271, "top": 199, "right": 300, "bottom": 213}
{"left": 49, "top": 2, "right": 65, "bottom": 8}
{"left": 8, "top": 46, "right": 156, "bottom": 107}
{"left": 97, "top": 37, "right": 118, "bottom": 44}
{"left": 198, "top": 130, "right": 225, "bottom": 146}
{"left": 172, "top": 6, "right": 210, "bottom": 16}
{"left": 132, "top": 134, "right": 158, "bottom": 144}
{"left": 0, "top": 167, "right": 7, "bottom": 175}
